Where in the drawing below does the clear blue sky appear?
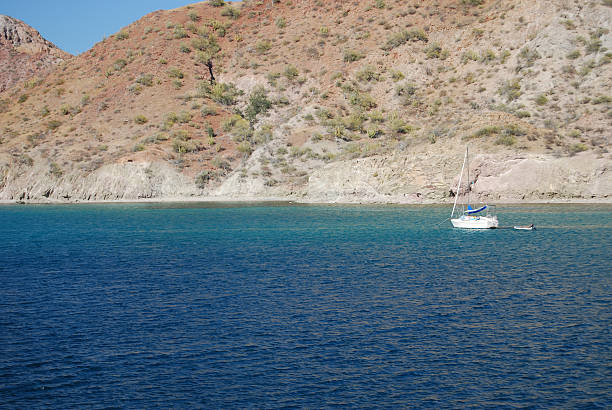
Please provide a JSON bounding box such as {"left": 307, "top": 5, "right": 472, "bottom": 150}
{"left": 0, "top": 1, "right": 213, "bottom": 55}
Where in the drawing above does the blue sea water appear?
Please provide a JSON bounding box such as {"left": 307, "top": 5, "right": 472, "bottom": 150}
{"left": 0, "top": 203, "right": 610, "bottom": 408}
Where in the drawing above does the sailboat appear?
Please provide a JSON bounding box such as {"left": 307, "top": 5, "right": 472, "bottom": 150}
{"left": 450, "top": 146, "right": 499, "bottom": 229}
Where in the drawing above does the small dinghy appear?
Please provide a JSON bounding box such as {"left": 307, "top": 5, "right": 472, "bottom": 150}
{"left": 514, "top": 224, "right": 535, "bottom": 231}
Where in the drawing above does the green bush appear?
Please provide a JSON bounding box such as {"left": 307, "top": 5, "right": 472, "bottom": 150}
{"left": 192, "top": 35, "right": 220, "bottom": 54}
{"left": 222, "top": 114, "right": 251, "bottom": 140}
{"left": 480, "top": 49, "right": 496, "bottom": 63}
{"left": 18, "top": 154, "right": 33, "bottom": 165}
{"left": 348, "top": 91, "right": 377, "bottom": 110}
{"left": 517, "top": 47, "right": 541, "bottom": 68}
{"left": 177, "top": 111, "right": 192, "bottom": 123}
{"left": 195, "top": 170, "right": 212, "bottom": 187}
{"left": 390, "top": 70, "right": 405, "bottom": 81}
{"left": 205, "top": 82, "right": 241, "bottom": 105}
{"left": 424, "top": 43, "right": 447, "bottom": 59}
{"left": 211, "top": 156, "right": 231, "bottom": 171}
{"left": 356, "top": 66, "right": 381, "bottom": 82}
{"left": 113, "top": 59, "right": 128, "bottom": 70}
{"left": 396, "top": 82, "right": 417, "bottom": 97}
{"left": 205, "top": 123, "right": 216, "bottom": 138}
{"left": 343, "top": 50, "right": 365, "bottom": 62}
{"left": 283, "top": 65, "right": 299, "bottom": 79}
{"left": 24, "top": 78, "right": 43, "bottom": 89}
{"left": 369, "top": 110, "right": 385, "bottom": 123}
{"left": 343, "top": 112, "right": 366, "bottom": 132}
{"left": 47, "top": 120, "right": 62, "bottom": 130}
{"left": 221, "top": 5, "right": 240, "bottom": 19}
{"left": 503, "top": 124, "right": 525, "bottom": 136}
{"left": 201, "top": 105, "right": 217, "bottom": 116}
{"left": 209, "top": 19, "right": 228, "bottom": 33}
{"left": 0, "top": 99, "right": 9, "bottom": 113}
{"left": 382, "top": 29, "right": 428, "bottom": 51}
{"left": 254, "top": 125, "right": 273, "bottom": 144}
{"left": 173, "top": 26, "right": 188, "bottom": 39}
{"left": 186, "top": 23, "right": 197, "bottom": 34}
{"left": 209, "top": 0, "right": 224, "bottom": 6}
{"left": 237, "top": 141, "right": 253, "bottom": 156}
{"left": 461, "top": 50, "right": 479, "bottom": 63}
{"left": 134, "top": 115, "right": 148, "bottom": 124}
{"left": 266, "top": 72, "right": 281, "bottom": 86}
{"left": 586, "top": 37, "right": 602, "bottom": 54}
{"left": 173, "top": 129, "right": 190, "bottom": 141}
{"left": 136, "top": 74, "right": 154, "bottom": 86}
{"left": 275, "top": 17, "right": 286, "bottom": 28}
{"left": 367, "top": 127, "right": 384, "bottom": 138}
{"left": 535, "top": 94, "right": 548, "bottom": 106}
{"left": 18, "top": 94, "right": 28, "bottom": 103}
{"left": 516, "top": 110, "right": 531, "bottom": 118}
{"left": 143, "top": 133, "right": 169, "bottom": 144}
{"left": 495, "top": 135, "right": 516, "bottom": 146}
{"left": 592, "top": 95, "right": 612, "bottom": 104}
{"left": 568, "top": 143, "right": 588, "bottom": 155}
{"left": 173, "top": 139, "right": 197, "bottom": 153}
{"left": 116, "top": 31, "right": 129, "bottom": 40}
{"left": 388, "top": 114, "right": 413, "bottom": 134}
{"left": 473, "top": 126, "right": 501, "bottom": 137}
{"left": 49, "top": 162, "right": 63, "bottom": 177}
{"left": 499, "top": 50, "right": 511, "bottom": 63}
{"left": 255, "top": 40, "right": 271, "bottom": 54}
{"left": 498, "top": 78, "right": 522, "bottom": 102}
{"left": 165, "top": 112, "right": 179, "bottom": 126}
{"left": 167, "top": 67, "right": 184, "bottom": 79}
{"left": 60, "top": 104, "right": 71, "bottom": 115}
{"left": 245, "top": 86, "right": 272, "bottom": 123}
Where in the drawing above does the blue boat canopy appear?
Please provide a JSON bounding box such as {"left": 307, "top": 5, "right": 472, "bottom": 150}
{"left": 465, "top": 205, "right": 487, "bottom": 214}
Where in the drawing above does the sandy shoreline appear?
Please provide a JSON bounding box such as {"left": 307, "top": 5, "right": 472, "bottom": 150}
{"left": 1, "top": 196, "right": 611, "bottom": 205}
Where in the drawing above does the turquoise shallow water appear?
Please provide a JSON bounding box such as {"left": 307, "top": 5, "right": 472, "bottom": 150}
{"left": 0, "top": 203, "right": 611, "bottom": 408}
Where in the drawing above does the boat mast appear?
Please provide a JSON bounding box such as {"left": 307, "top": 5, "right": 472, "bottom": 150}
{"left": 451, "top": 147, "right": 468, "bottom": 218}
{"left": 466, "top": 146, "right": 470, "bottom": 209}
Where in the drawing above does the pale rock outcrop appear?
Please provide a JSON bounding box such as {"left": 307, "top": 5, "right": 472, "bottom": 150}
{"left": 472, "top": 152, "right": 611, "bottom": 200}
{"left": 0, "top": 161, "right": 199, "bottom": 201}
{"left": 307, "top": 152, "right": 457, "bottom": 203}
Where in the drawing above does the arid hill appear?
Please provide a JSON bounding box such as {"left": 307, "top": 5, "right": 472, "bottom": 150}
{"left": 0, "top": 0, "right": 610, "bottom": 203}
{"left": 0, "top": 15, "right": 70, "bottom": 93}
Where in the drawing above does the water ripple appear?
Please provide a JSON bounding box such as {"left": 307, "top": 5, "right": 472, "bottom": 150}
{"left": 0, "top": 203, "right": 610, "bottom": 408}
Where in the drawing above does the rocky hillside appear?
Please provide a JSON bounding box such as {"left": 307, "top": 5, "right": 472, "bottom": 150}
{"left": 0, "top": 15, "right": 70, "bottom": 93}
{"left": 0, "top": 0, "right": 610, "bottom": 203}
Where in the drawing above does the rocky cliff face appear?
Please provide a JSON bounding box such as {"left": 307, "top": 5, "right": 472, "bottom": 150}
{"left": 0, "top": 15, "right": 70, "bottom": 92}
{"left": 0, "top": 1, "right": 610, "bottom": 203}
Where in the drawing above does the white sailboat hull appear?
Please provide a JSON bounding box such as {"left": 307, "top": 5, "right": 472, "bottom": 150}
{"left": 450, "top": 146, "right": 500, "bottom": 229}
{"left": 451, "top": 215, "right": 498, "bottom": 229}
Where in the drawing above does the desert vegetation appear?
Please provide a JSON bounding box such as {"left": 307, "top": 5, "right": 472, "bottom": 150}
{"left": 0, "top": 0, "right": 609, "bottom": 202}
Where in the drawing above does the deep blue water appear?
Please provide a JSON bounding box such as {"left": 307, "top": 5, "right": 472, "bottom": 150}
{"left": 0, "top": 203, "right": 610, "bottom": 408}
